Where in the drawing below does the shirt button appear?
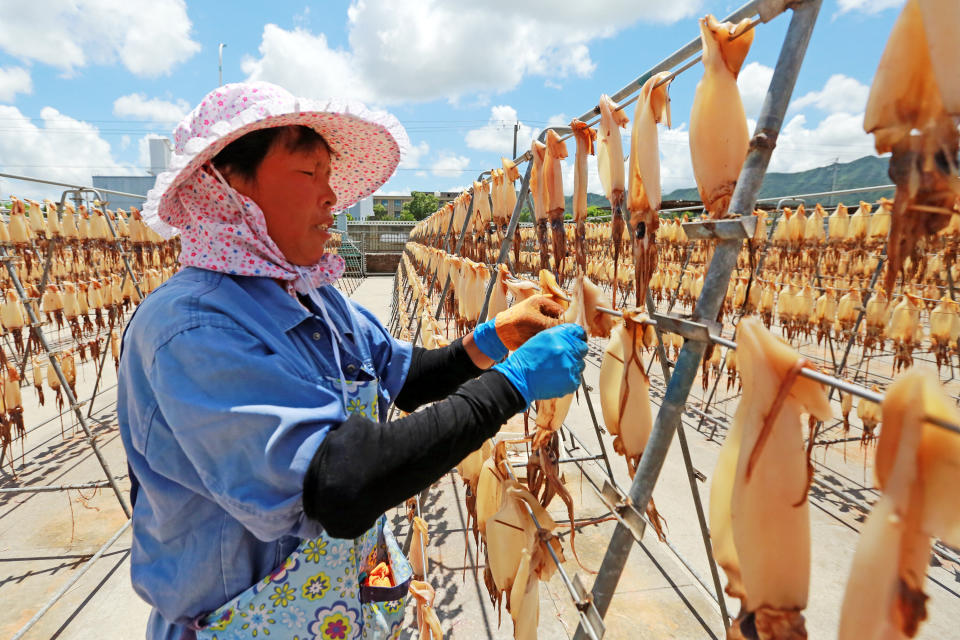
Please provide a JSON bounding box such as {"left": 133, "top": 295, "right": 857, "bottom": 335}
{"left": 346, "top": 364, "right": 357, "bottom": 372}
{"left": 312, "top": 332, "right": 322, "bottom": 341}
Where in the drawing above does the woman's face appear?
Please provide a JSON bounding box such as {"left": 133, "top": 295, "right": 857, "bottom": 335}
{"left": 228, "top": 141, "right": 337, "bottom": 266}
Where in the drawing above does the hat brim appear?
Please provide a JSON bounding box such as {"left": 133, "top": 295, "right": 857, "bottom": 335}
{"left": 143, "top": 103, "right": 406, "bottom": 238}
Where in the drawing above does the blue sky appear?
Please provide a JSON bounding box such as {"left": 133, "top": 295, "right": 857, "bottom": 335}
{"left": 0, "top": 0, "right": 905, "bottom": 203}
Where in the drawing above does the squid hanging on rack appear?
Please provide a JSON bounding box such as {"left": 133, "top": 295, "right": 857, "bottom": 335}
{"left": 528, "top": 139, "right": 550, "bottom": 274}
{"left": 864, "top": 0, "right": 960, "bottom": 294}
{"left": 709, "top": 317, "right": 831, "bottom": 640}
{"left": 929, "top": 295, "right": 960, "bottom": 373}
{"left": 31, "top": 355, "right": 44, "bottom": 406}
{"left": 689, "top": 15, "right": 755, "bottom": 219}
{"left": 4, "top": 364, "right": 23, "bottom": 467}
{"left": 543, "top": 130, "right": 568, "bottom": 275}
{"left": 598, "top": 309, "right": 666, "bottom": 539}
{"left": 596, "top": 94, "right": 630, "bottom": 306}
{"left": 838, "top": 370, "right": 960, "bottom": 640}
{"left": 409, "top": 581, "right": 443, "bottom": 640}
{"left": 627, "top": 71, "right": 672, "bottom": 307}
{"left": 886, "top": 291, "right": 922, "bottom": 373}
{"left": 857, "top": 387, "right": 882, "bottom": 446}
{"left": 1, "top": 289, "right": 26, "bottom": 356}
{"left": 570, "top": 120, "right": 597, "bottom": 275}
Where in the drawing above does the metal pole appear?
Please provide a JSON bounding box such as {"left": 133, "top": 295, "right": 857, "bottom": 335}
{"left": 219, "top": 43, "right": 227, "bottom": 86}
{"left": 0, "top": 173, "right": 148, "bottom": 200}
{"left": 645, "top": 290, "right": 731, "bottom": 628}
{"left": 575, "top": 1, "right": 822, "bottom": 633}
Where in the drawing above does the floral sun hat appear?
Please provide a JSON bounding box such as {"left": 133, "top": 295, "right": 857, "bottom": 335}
{"left": 142, "top": 81, "right": 409, "bottom": 239}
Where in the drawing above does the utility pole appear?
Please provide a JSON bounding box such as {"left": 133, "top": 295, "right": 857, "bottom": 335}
{"left": 219, "top": 43, "right": 227, "bottom": 86}
{"left": 829, "top": 156, "right": 839, "bottom": 206}
{"left": 512, "top": 122, "right": 519, "bottom": 159}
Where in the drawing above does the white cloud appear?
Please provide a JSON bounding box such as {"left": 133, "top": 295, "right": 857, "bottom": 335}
{"left": 767, "top": 111, "right": 877, "bottom": 174}
{"left": 0, "top": 105, "right": 137, "bottom": 201}
{"left": 790, "top": 74, "right": 870, "bottom": 114}
{"left": 464, "top": 106, "right": 573, "bottom": 157}
{"left": 113, "top": 93, "right": 189, "bottom": 124}
{"left": 431, "top": 152, "right": 471, "bottom": 178}
{"left": 242, "top": 0, "right": 702, "bottom": 104}
{"left": 0, "top": 0, "right": 200, "bottom": 77}
{"left": 738, "top": 62, "right": 773, "bottom": 121}
{"left": 241, "top": 25, "right": 374, "bottom": 102}
{"left": 837, "top": 0, "right": 904, "bottom": 14}
{"left": 399, "top": 141, "right": 430, "bottom": 170}
{"left": 465, "top": 106, "right": 536, "bottom": 153}
{"left": 0, "top": 66, "right": 31, "bottom": 102}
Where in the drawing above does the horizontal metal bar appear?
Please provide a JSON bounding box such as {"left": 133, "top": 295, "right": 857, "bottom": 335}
{"left": 755, "top": 183, "right": 895, "bottom": 203}
{"left": 0, "top": 172, "right": 148, "bottom": 200}
{"left": 682, "top": 215, "right": 758, "bottom": 241}
{"left": 651, "top": 313, "right": 721, "bottom": 343}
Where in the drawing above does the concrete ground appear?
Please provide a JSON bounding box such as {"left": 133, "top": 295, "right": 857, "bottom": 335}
{"left": 3, "top": 274, "right": 959, "bottom": 639}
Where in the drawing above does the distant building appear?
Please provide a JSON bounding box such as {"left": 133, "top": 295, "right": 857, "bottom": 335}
{"left": 92, "top": 138, "right": 172, "bottom": 211}
{"left": 91, "top": 176, "right": 156, "bottom": 211}
{"left": 372, "top": 191, "right": 458, "bottom": 217}
{"left": 345, "top": 196, "right": 373, "bottom": 220}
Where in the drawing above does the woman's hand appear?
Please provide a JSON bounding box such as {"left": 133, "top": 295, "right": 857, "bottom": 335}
{"left": 470, "top": 294, "right": 564, "bottom": 363}
{"left": 492, "top": 324, "right": 588, "bottom": 403}
{"left": 494, "top": 294, "right": 565, "bottom": 350}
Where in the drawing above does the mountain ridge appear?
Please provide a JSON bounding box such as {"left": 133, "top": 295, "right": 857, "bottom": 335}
{"left": 565, "top": 155, "right": 894, "bottom": 212}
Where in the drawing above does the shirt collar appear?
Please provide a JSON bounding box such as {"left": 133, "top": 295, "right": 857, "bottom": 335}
{"left": 228, "top": 275, "right": 312, "bottom": 332}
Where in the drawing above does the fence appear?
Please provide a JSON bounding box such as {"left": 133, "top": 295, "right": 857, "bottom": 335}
{"left": 346, "top": 221, "right": 417, "bottom": 273}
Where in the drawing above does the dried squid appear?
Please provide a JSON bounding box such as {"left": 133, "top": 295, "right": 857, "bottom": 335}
{"left": 596, "top": 94, "right": 630, "bottom": 306}
{"left": 409, "top": 580, "right": 443, "bottom": 640}
{"left": 710, "top": 317, "right": 831, "bottom": 639}
{"left": 864, "top": 0, "right": 960, "bottom": 294}
{"left": 838, "top": 370, "right": 960, "bottom": 640}
{"left": 627, "top": 71, "right": 672, "bottom": 307}
{"left": 689, "top": 15, "right": 755, "bottom": 218}
{"left": 570, "top": 119, "right": 597, "bottom": 274}
{"left": 598, "top": 310, "right": 665, "bottom": 539}
{"left": 929, "top": 294, "right": 960, "bottom": 372}
{"left": 529, "top": 140, "right": 550, "bottom": 273}
{"left": 543, "top": 129, "right": 568, "bottom": 273}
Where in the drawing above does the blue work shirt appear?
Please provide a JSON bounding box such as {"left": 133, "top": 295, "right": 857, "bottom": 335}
{"left": 116, "top": 267, "right": 412, "bottom": 640}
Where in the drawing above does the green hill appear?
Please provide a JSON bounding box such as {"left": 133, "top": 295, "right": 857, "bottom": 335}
{"left": 664, "top": 155, "right": 894, "bottom": 206}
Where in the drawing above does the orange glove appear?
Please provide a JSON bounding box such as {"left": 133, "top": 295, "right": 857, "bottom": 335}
{"left": 494, "top": 294, "right": 565, "bottom": 351}
{"left": 366, "top": 562, "right": 393, "bottom": 587}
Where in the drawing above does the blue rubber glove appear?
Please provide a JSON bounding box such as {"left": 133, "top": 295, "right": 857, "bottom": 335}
{"left": 493, "top": 324, "right": 588, "bottom": 404}
{"left": 472, "top": 317, "right": 509, "bottom": 362}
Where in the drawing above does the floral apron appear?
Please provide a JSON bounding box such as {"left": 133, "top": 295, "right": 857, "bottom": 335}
{"left": 193, "top": 376, "right": 412, "bottom": 640}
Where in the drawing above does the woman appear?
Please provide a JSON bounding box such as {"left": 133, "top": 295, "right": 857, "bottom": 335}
{"left": 118, "top": 82, "right": 588, "bottom": 640}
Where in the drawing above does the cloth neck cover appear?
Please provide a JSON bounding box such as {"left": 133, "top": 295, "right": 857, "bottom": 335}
{"left": 174, "top": 166, "right": 345, "bottom": 295}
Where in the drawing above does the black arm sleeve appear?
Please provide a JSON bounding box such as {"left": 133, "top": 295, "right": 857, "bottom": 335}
{"left": 393, "top": 337, "right": 485, "bottom": 413}
{"left": 303, "top": 370, "right": 525, "bottom": 539}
